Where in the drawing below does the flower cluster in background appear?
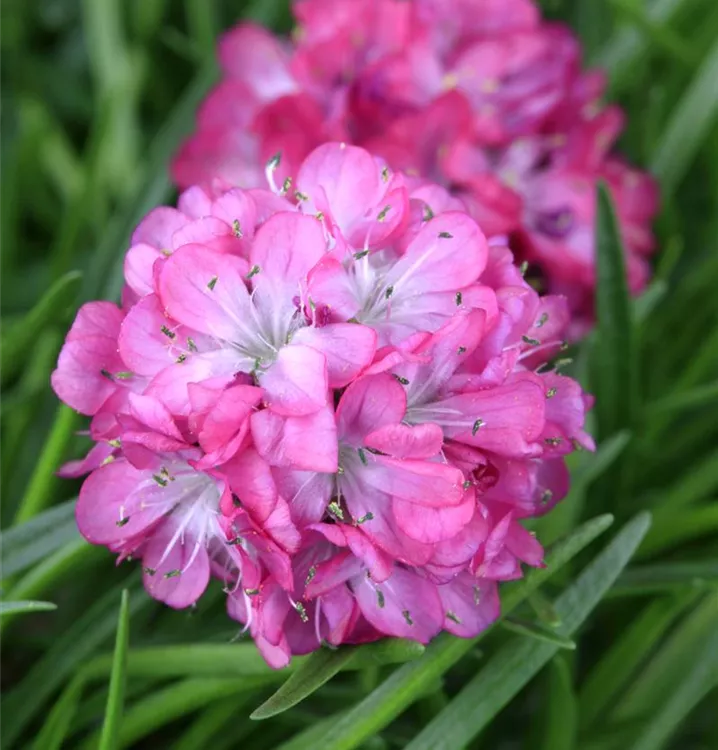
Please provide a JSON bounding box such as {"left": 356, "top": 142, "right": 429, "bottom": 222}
{"left": 172, "top": 0, "right": 659, "bottom": 336}
{"left": 53, "top": 143, "right": 592, "bottom": 666}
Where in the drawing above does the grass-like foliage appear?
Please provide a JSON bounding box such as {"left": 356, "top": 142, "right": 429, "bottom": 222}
{"left": 2, "top": 1, "right": 718, "bottom": 748}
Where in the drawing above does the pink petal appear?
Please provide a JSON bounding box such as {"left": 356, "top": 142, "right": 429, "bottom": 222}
{"left": 131, "top": 206, "right": 189, "bottom": 248}
{"left": 438, "top": 573, "right": 500, "bottom": 638}
{"left": 353, "top": 566, "right": 443, "bottom": 642}
{"left": 392, "top": 489, "right": 475, "bottom": 543}
{"left": 222, "top": 448, "right": 279, "bottom": 526}
{"left": 335, "top": 374, "right": 407, "bottom": 446}
{"left": 218, "top": 24, "right": 296, "bottom": 100}
{"left": 384, "top": 212, "right": 488, "bottom": 297}
{"left": 251, "top": 405, "right": 338, "bottom": 473}
{"left": 76, "top": 459, "right": 165, "bottom": 545}
{"left": 158, "top": 243, "right": 252, "bottom": 340}
{"left": 250, "top": 212, "right": 328, "bottom": 293}
{"left": 142, "top": 523, "right": 211, "bottom": 609}
{"left": 292, "top": 323, "right": 377, "bottom": 388}
{"left": 272, "top": 468, "right": 334, "bottom": 525}
{"left": 362, "top": 455, "right": 465, "bottom": 507}
{"left": 365, "top": 422, "right": 444, "bottom": 459}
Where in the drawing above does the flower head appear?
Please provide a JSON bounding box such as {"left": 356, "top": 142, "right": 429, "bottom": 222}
{"left": 54, "top": 142, "right": 592, "bottom": 665}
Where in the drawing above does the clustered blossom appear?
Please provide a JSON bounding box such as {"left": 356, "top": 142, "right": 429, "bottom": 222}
{"left": 53, "top": 143, "right": 593, "bottom": 666}
{"left": 172, "top": 0, "right": 658, "bottom": 337}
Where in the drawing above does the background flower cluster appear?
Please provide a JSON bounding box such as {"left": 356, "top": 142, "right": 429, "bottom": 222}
{"left": 173, "top": 0, "right": 659, "bottom": 336}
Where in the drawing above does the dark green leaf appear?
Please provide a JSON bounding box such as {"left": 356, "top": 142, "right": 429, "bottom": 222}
{"left": 591, "top": 183, "right": 638, "bottom": 439}
{"left": 501, "top": 617, "right": 576, "bottom": 650}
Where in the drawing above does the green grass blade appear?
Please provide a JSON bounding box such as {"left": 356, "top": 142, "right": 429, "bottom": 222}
{"left": 13, "top": 405, "right": 81, "bottom": 524}
{"left": 32, "top": 675, "right": 86, "bottom": 750}
{"left": 83, "top": 638, "right": 424, "bottom": 682}
{"left": 0, "top": 270, "right": 82, "bottom": 386}
{"left": 401, "top": 513, "right": 651, "bottom": 750}
{"left": 500, "top": 618, "right": 576, "bottom": 650}
{"left": 1, "top": 498, "right": 79, "bottom": 578}
{"left": 0, "top": 599, "right": 57, "bottom": 617}
{"left": 612, "top": 593, "right": 718, "bottom": 721}
{"left": 98, "top": 590, "right": 131, "bottom": 750}
{"left": 579, "top": 590, "right": 702, "bottom": 728}
{"left": 251, "top": 647, "right": 358, "bottom": 720}
{"left": 80, "top": 678, "right": 278, "bottom": 750}
{"left": 610, "top": 561, "right": 718, "bottom": 596}
{"left": 289, "top": 514, "right": 614, "bottom": 750}
{"left": 637, "top": 504, "right": 718, "bottom": 557}
{"left": 591, "top": 183, "right": 638, "bottom": 439}
{"left": 627, "top": 629, "right": 718, "bottom": 750}
{"left": 539, "top": 655, "right": 577, "bottom": 750}
{"left": 1, "top": 579, "right": 147, "bottom": 747}
{"left": 648, "top": 381, "right": 718, "bottom": 415}
{"left": 652, "top": 36, "right": 718, "bottom": 197}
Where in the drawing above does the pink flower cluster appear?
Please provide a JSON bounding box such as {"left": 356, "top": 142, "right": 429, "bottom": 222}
{"left": 172, "top": 0, "right": 658, "bottom": 337}
{"left": 53, "top": 144, "right": 592, "bottom": 666}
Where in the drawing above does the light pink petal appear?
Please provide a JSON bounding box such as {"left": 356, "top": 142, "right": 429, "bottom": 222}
{"left": 250, "top": 212, "right": 328, "bottom": 292}
{"left": 384, "top": 212, "right": 488, "bottom": 297}
{"left": 194, "top": 384, "right": 262, "bottom": 465}
{"left": 177, "top": 185, "right": 213, "bottom": 218}
{"left": 218, "top": 23, "right": 296, "bottom": 100}
{"left": 305, "top": 550, "right": 363, "bottom": 599}
{"left": 260, "top": 344, "right": 328, "bottom": 416}
{"left": 342, "top": 526, "right": 393, "bottom": 582}
{"left": 126, "top": 392, "right": 184, "bottom": 440}
{"left": 76, "top": 459, "right": 165, "bottom": 545}
{"left": 292, "top": 323, "right": 377, "bottom": 388}
{"left": 158, "top": 243, "right": 252, "bottom": 340}
{"left": 306, "top": 255, "right": 360, "bottom": 320}
{"left": 296, "top": 143, "right": 388, "bottom": 243}
{"left": 251, "top": 406, "right": 338, "bottom": 473}
{"left": 124, "top": 243, "right": 163, "bottom": 297}
{"left": 131, "top": 207, "right": 189, "bottom": 248}
{"left": 362, "top": 455, "right": 465, "bottom": 507}
{"left": 439, "top": 374, "right": 546, "bottom": 457}
{"left": 365, "top": 422, "right": 444, "bottom": 460}
{"left": 58, "top": 442, "right": 115, "bottom": 478}
{"left": 272, "top": 468, "right": 334, "bottom": 525}
{"left": 145, "top": 349, "right": 239, "bottom": 416}
{"left": 142, "top": 523, "right": 211, "bottom": 609}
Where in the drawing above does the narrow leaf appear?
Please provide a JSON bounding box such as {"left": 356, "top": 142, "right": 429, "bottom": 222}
{"left": 591, "top": 183, "right": 637, "bottom": 438}
{"left": 1, "top": 499, "right": 79, "bottom": 578}
{"left": 579, "top": 590, "right": 702, "bottom": 728}
{"left": 539, "top": 655, "right": 577, "bottom": 750}
{"left": 0, "top": 599, "right": 57, "bottom": 617}
{"left": 627, "top": 629, "right": 718, "bottom": 750}
{"left": 652, "top": 36, "right": 718, "bottom": 197}
{"left": 0, "top": 270, "right": 82, "bottom": 385}
{"left": 1, "top": 579, "right": 148, "bottom": 747}
{"left": 251, "top": 647, "right": 357, "bottom": 720}
{"left": 501, "top": 618, "right": 576, "bottom": 650}
{"left": 401, "top": 513, "right": 651, "bottom": 750}
{"left": 32, "top": 675, "right": 86, "bottom": 750}
{"left": 611, "top": 561, "right": 718, "bottom": 596}
{"left": 613, "top": 593, "right": 718, "bottom": 721}
{"left": 98, "top": 590, "right": 130, "bottom": 750}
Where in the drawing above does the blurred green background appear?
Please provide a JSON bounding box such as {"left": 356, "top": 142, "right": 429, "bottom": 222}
{"left": 2, "top": 1, "right": 718, "bottom": 748}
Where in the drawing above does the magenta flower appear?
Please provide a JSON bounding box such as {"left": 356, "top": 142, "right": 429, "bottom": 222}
{"left": 53, "top": 142, "right": 592, "bottom": 666}
{"left": 172, "top": 0, "right": 658, "bottom": 333}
